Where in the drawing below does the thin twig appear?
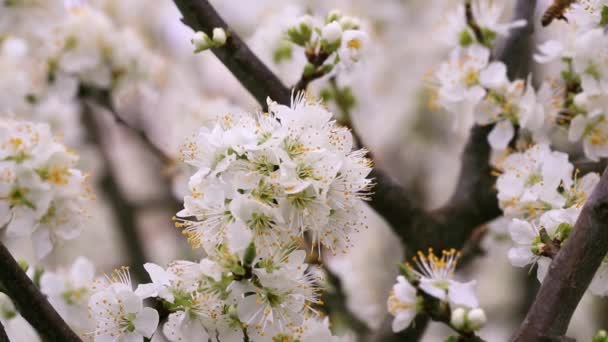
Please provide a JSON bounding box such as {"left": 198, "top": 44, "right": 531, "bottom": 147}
{"left": 294, "top": 51, "right": 331, "bottom": 92}
{"left": 172, "top": 0, "right": 291, "bottom": 109}
{"left": 78, "top": 85, "right": 172, "bottom": 163}
{"left": 514, "top": 168, "right": 608, "bottom": 340}
{"left": 79, "top": 99, "right": 150, "bottom": 284}
{"left": 465, "top": 0, "right": 485, "bottom": 44}
{"left": 0, "top": 242, "right": 82, "bottom": 342}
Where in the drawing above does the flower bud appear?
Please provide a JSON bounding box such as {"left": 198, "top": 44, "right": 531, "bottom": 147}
{"left": 322, "top": 21, "right": 342, "bottom": 44}
{"left": 192, "top": 31, "right": 211, "bottom": 52}
{"left": 17, "top": 259, "right": 29, "bottom": 272}
{"left": 467, "top": 308, "right": 487, "bottom": 331}
{"left": 594, "top": 330, "right": 608, "bottom": 342}
{"left": 303, "top": 63, "right": 316, "bottom": 77}
{"left": 450, "top": 308, "right": 467, "bottom": 329}
{"left": 243, "top": 242, "right": 257, "bottom": 266}
{"left": 339, "top": 16, "right": 361, "bottom": 30}
{"left": 327, "top": 9, "right": 342, "bottom": 23}
{"left": 287, "top": 15, "right": 313, "bottom": 46}
{"left": 212, "top": 28, "right": 227, "bottom": 46}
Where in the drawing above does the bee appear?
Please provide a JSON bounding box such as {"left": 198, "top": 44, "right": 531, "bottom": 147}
{"left": 541, "top": 0, "right": 577, "bottom": 26}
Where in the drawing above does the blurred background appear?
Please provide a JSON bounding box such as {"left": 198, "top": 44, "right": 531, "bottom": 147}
{"left": 1, "top": 0, "right": 606, "bottom": 341}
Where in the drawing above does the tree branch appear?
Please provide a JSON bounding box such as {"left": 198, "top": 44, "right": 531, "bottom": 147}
{"left": 496, "top": 0, "right": 537, "bottom": 80}
{"left": 172, "top": 0, "right": 291, "bottom": 109}
{"left": 513, "top": 168, "right": 608, "bottom": 340}
{"left": 79, "top": 98, "right": 150, "bottom": 284}
{"left": 0, "top": 242, "right": 82, "bottom": 342}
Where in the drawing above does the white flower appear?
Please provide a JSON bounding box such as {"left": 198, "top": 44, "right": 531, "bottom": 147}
{"left": 88, "top": 268, "right": 159, "bottom": 342}
{"left": 387, "top": 275, "right": 418, "bottom": 332}
{"left": 235, "top": 248, "right": 319, "bottom": 336}
{"left": 338, "top": 30, "right": 369, "bottom": 65}
{"left": 0, "top": 119, "right": 90, "bottom": 258}
{"left": 435, "top": 45, "right": 490, "bottom": 132}
{"left": 569, "top": 114, "right": 608, "bottom": 161}
{"left": 40, "top": 257, "right": 96, "bottom": 333}
{"left": 176, "top": 94, "right": 371, "bottom": 256}
{"left": 470, "top": 1, "right": 526, "bottom": 37}
{"left": 496, "top": 144, "right": 574, "bottom": 218}
{"left": 410, "top": 249, "right": 479, "bottom": 309}
{"left": 507, "top": 208, "right": 580, "bottom": 281}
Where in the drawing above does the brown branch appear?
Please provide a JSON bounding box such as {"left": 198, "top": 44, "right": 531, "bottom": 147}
{"left": 172, "top": 0, "right": 291, "bottom": 109}
{"left": 514, "top": 168, "right": 608, "bottom": 340}
{"left": 79, "top": 98, "right": 150, "bottom": 284}
{"left": 496, "top": 0, "right": 538, "bottom": 80}
{"left": 294, "top": 51, "right": 332, "bottom": 93}
{"left": 0, "top": 241, "right": 82, "bottom": 342}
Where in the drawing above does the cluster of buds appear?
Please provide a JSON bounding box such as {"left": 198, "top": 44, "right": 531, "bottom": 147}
{"left": 192, "top": 28, "right": 227, "bottom": 52}
{"left": 286, "top": 9, "right": 368, "bottom": 76}
{"left": 451, "top": 307, "right": 487, "bottom": 333}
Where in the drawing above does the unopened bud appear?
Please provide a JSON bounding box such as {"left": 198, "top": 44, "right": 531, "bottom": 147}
{"left": 594, "top": 330, "right": 608, "bottom": 342}
{"left": 243, "top": 242, "right": 256, "bottom": 266}
{"left": 322, "top": 21, "right": 342, "bottom": 44}
{"left": 192, "top": 31, "right": 211, "bottom": 52}
{"left": 339, "top": 16, "right": 361, "bottom": 30}
{"left": 287, "top": 15, "right": 313, "bottom": 46}
{"left": 450, "top": 308, "right": 466, "bottom": 329}
{"left": 327, "top": 9, "right": 342, "bottom": 23}
{"left": 212, "top": 28, "right": 227, "bottom": 46}
{"left": 17, "top": 260, "right": 29, "bottom": 272}
{"left": 303, "top": 63, "right": 316, "bottom": 77}
{"left": 467, "top": 308, "right": 487, "bottom": 331}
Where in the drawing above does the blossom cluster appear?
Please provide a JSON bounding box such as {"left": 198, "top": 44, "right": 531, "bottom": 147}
{"left": 176, "top": 94, "right": 372, "bottom": 257}
{"left": 432, "top": 0, "right": 608, "bottom": 298}
{"left": 285, "top": 10, "right": 369, "bottom": 73}
{"left": 73, "top": 95, "right": 372, "bottom": 341}
{"left": 0, "top": 1, "right": 164, "bottom": 148}
{"left": 535, "top": 1, "right": 608, "bottom": 161}
{"left": 433, "top": 0, "right": 551, "bottom": 149}
{"left": 0, "top": 119, "right": 90, "bottom": 259}
{"left": 387, "top": 249, "right": 485, "bottom": 333}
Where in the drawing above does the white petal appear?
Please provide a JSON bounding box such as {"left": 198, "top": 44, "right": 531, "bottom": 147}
{"left": 448, "top": 280, "right": 479, "bottom": 308}
{"left": 6, "top": 207, "right": 37, "bottom": 237}
{"left": 479, "top": 62, "right": 508, "bottom": 89}
{"left": 134, "top": 307, "right": 159, "bottom": 338}
{"left": 536, "top": 257, "right": 551, "bottom": 282}
{"left": 117, "top": 290, "right": 142, "bottom": 314}
{"left": 488, "top": 121, "right": 514, "bottom": 150}
{"left": 508, "top": 246, "right": 535, "bottom": 267}
{"left": 144, "top": 263, "right": 173, "bottom": 285}
{"left": 70, "top": 257, "right": 95, "bottom": 287}
{"left": 508, "top": 219, "right": 536, "bottom": 244}
{"left": 392, "top": 310, "right": 416, "bottom": 332}
{"left": 419, "top": 278, "right": 447, "bottom": 301}
{"left": 32, "top": 228, "right": 53, "bottom": 259}
{"left": 568, "top": 115, "right": 587, "bottom": 142}
{"left": 135, "top": 284, "right": 159, "bottom": 300}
